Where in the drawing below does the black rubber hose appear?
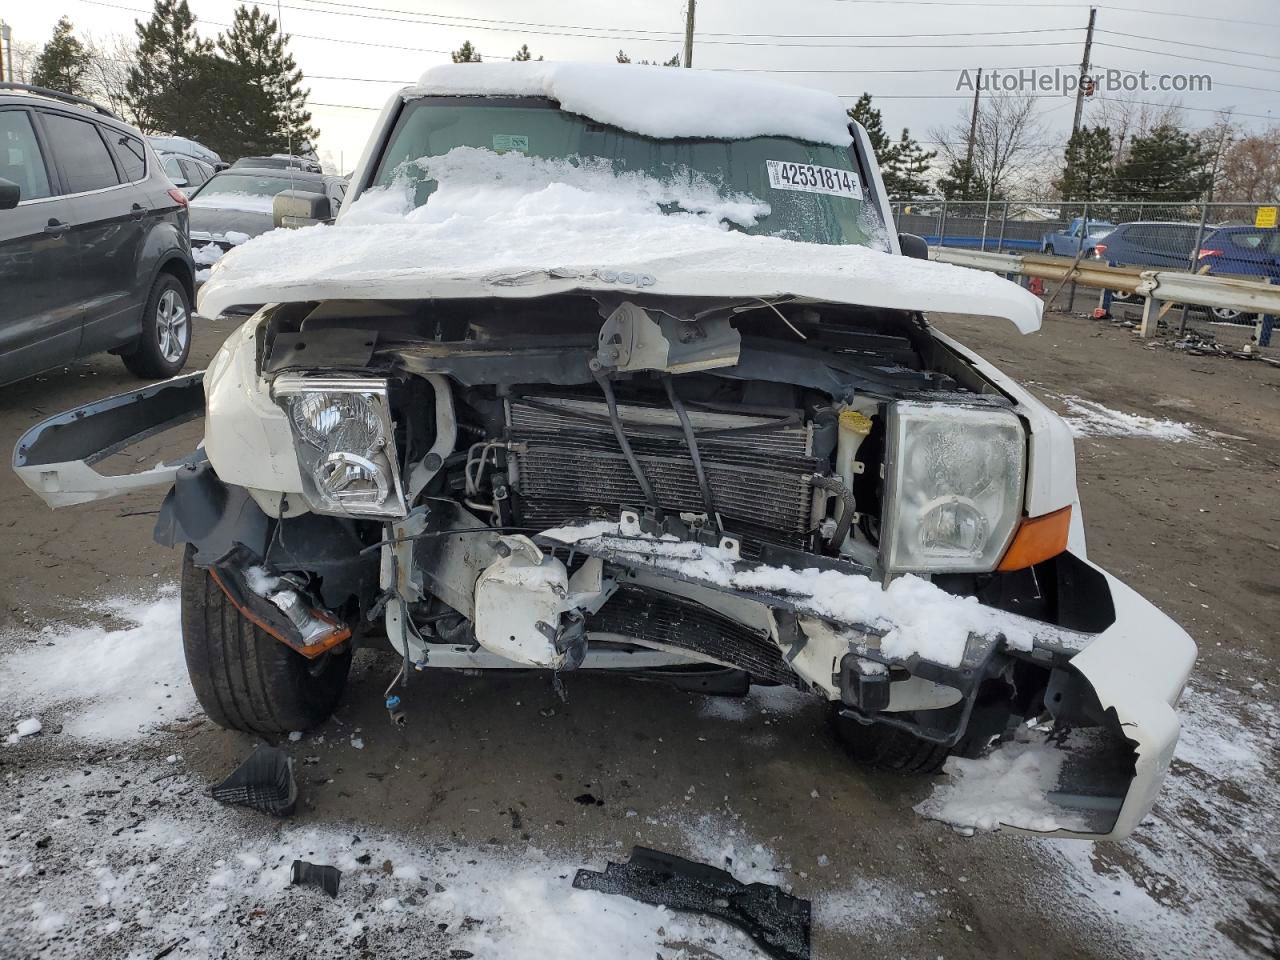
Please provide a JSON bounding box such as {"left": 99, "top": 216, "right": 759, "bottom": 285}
{"left": 592, "top": 368, "right": 659, "bottom": 511}
{"left": 662, "top": 375, "right": 720, "bottom": 532}
{"left": 811, "top": 474, "right": 857, "bottom": 554}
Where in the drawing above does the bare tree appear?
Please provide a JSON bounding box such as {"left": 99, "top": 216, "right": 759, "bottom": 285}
{"left": 1218, "top": 126, "right": 1280, "bottom": 202}
{"left": 1087, "top": 96, "right": 1186, "bottom": 163}
{"left": 929, "top": 92, "right": 1051, "bottom": 197}
{"left": 82, "top": 33, "right": 137, "bottom": 121}
{"left": 8, "top": 40, "right": 41, "bottom": 84}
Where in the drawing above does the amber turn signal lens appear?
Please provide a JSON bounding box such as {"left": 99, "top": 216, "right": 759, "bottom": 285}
{"left": 997, "top": 505, "right": 1072, "bottom": 571}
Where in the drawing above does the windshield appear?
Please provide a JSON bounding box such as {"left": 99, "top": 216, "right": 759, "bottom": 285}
{"left": 196, "top": 173, "right": 323, "bottom": 198}
{"left": 370, "top": 97, "right": 884, "bottom": 248}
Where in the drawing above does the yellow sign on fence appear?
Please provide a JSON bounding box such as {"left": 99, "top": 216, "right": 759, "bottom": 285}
{"left": 1257, "top": 206, "right": 1278, "bottom": 228}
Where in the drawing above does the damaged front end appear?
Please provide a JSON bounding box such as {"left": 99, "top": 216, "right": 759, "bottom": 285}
{"left": 12, "top": 292, "right": 1195, "bottom": 840}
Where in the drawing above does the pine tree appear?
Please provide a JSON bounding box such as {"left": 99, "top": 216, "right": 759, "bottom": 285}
{"left": 884, "top": 128, "right": 935, "bottom": 198}
{"left": 1056, "top": 126, "right": 1113, "bottom": 204}
{"left": 512, "top": 44, "right": 542, "bottom": 62}
{"left": 127, "top": 0, "right": 212, "bottom": 135}
{"left": 616, "top": 48, "right": 681, "bottom": 66}
{"left": 936, "top": 158, "right": 991, "bottom": 201}
{"left": 847, "top": 94, "right": 895, "bottom": 167}
{"left": 218, "top": 5, "right": 318, "bottom": 156}
{"left": 1110, "top": 124, "right": 1212, "bottom": 201}
{"left": 451, "top": 41, "right": 481, "bottom": 63}
{"left": 31, "top": 17, "right": 91, "bottom": 97}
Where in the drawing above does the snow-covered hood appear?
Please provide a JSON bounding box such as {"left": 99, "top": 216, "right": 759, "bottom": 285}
{"left": 198, "top": 147, "right": 1042, "bottom": 332}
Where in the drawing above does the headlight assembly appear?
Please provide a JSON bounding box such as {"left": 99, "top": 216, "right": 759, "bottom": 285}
{"left": 881, "top": 401, "right": 1025, "bottom": 573}
{"left": 273, "top": 376, "right": 407, "bottom": 518}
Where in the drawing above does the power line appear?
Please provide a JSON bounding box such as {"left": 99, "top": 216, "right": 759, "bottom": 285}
{"left": 827, "top": 0, "right": 1280, "bottom": 30}
{"left": 1093, "top": 41, "right": 1280, "bottom": 76}
{"left": 1096, "top": 29, "right": 1280, "bottom": 64}
{"left": 280, "top": 0, "right": 1085, "bottom": 43}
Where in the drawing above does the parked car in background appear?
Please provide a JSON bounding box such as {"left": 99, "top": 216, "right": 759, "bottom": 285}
{"left": 1041, "top": 217, "right": 1115, "bottom": 257}
{"left": 147, "top": 135, "right": 223, "bottom": 169}
{"left": 1091, "top": 221, "right": 1202, "bottom": 303}
{"left": 187, "top": 166, "right": 347, "bottom": 280}
{"left": 1195, "top": 225, "right": 1280, "bottom": 321}
{"left": 156, "top": 150, "right": 215, "bottom": 198}
{"left": 0, "top": 83, "right": 194, "bottom": 387}
{"left": 231, "top": 154, "right": 324, "bottom": 174}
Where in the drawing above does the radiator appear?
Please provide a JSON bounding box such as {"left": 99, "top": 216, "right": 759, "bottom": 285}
{"left": 507, "top": 395, "right": 821, "bottom": 546}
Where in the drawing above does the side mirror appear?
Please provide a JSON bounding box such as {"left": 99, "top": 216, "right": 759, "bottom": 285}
{"left": 0, "top": 177, "right": 21, "bottom": 210}
{"left": 273, "top": 190, "right": 333, "bottom": 229}
{"left": 898, "top": 232, "right": 929, "bottom": 260}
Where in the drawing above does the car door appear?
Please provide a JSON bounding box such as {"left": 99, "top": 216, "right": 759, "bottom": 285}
{"left": 1212, "top": 230, "right": 1272, "bottom": 278}
{"left": 36, "top": 110, "right": 148, "bottom": 359}
{"left": 0, "top": 105, "right": 82, "bottom": 386}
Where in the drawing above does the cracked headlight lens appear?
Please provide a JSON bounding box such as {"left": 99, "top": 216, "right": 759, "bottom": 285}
{"left": 882, "top": 402, "right": 1025, "bottom": 573}
{"left": 274, "top": 376, "right": 406, "bottom": 518}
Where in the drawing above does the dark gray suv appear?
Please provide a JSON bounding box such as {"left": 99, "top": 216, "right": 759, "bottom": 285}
{"left": 0, "top": 84, "right": 195, "bottom": 387}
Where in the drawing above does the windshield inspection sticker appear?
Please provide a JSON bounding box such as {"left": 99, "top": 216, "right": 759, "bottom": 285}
{"left": 492, "top": 134, "right": 529, "bottom": 153}
{"left": 766, "top": 160, "right": 862, "bottom": 199}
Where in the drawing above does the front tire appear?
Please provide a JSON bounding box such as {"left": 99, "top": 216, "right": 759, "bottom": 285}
{"left": 828, "top": 706, "right": 954, "bottom": 773}
{"left": 122, "top": 273, "right": 192, "bottom": 379}
{"left": 180, "top": 546, "right": 351, "bottom": 734}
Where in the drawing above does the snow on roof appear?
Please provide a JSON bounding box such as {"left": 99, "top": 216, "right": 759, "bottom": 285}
{"left": 412, "top": 61, "right": 854, "bottom": 147}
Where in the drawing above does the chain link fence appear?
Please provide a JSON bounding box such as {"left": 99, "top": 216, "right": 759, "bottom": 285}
{"left": 892, "top": 199, "right": 1279, "bottom": 326}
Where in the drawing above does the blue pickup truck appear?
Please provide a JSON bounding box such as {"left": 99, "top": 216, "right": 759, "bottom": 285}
{"left": 1041, "top": 217, "right": 1116, "bottom": 257}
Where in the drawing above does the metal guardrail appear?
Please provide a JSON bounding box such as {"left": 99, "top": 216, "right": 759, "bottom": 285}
{"left": 931, "top": 247, "right": 1280, "bottom": 343}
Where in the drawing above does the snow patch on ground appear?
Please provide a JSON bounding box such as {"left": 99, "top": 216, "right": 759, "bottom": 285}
{"left": 914, "top": 729, "right": 1090, "bottom": 834}
{"left": 697, "top": 683, "right": 813, "bottom": 722}
{"left": 1059, "top": 396, "right": 1198, "bottom": 441}
{"left": 413, "top": 61, "right": 854, "bottom": 146}
{"left": 1025, "top": 681, "right": 1280, "bottom": 959}
{"left": 0, "top": 589, "right": 192, "bottom": 741}
{"left": 0, "top": 761, "right": 766, "bottom": 960}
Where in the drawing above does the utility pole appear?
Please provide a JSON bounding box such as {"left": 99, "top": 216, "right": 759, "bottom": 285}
{"left": 0, "top": 23, "right": 9, "bottom": 84}
{"left": 1071, "top": 7, "right": 1097, "bottom": 137}
{"left": 963, "top": 67, "right": 981, "bottom": 197}
{"left": 683, "top": 0, "right": 696, "bottom": 68}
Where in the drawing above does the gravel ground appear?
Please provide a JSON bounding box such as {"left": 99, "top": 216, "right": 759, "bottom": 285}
{"left": 1, "top": 306, "right": 1277, "bottom": 960}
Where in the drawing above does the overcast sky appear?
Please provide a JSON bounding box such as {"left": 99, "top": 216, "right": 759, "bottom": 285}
{"left": 4, "top": 0, "right": 1277, "bottom": 168}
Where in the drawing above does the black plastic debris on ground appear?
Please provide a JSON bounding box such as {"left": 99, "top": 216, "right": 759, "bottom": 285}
{"left": 573, "top": 846, "right": 811, "bottom": 960}
{"left": 290, "top": 860, "right": 342, "bottom": 898}
{"left": 211, "top": 746, "right": 297, "bottom": 817}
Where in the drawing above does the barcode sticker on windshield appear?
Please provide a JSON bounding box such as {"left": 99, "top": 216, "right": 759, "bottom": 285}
{"left": 492, "top": 134, "right": 529, "bottom": 154}
{"left": 765, "top": 160, "right": 862, "bottom": 199}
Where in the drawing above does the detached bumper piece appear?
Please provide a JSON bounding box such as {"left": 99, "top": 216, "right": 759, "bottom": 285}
{"left": 12, "top": 371, "right": 206, "bottom": 507}
{"left": 211, "top": 746, "right": 298, "bottom": 817}
{"left": 573, "top": 847, "right": 811, "bottom": 960}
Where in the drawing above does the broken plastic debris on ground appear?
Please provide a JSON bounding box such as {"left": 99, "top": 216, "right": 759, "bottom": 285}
{"left": 1, "top": 762, "right": 782, "bottom": 960}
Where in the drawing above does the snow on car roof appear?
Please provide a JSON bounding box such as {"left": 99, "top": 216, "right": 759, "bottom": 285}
{"left": 412, "top": 61, "right": 854, "bottom": 147}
